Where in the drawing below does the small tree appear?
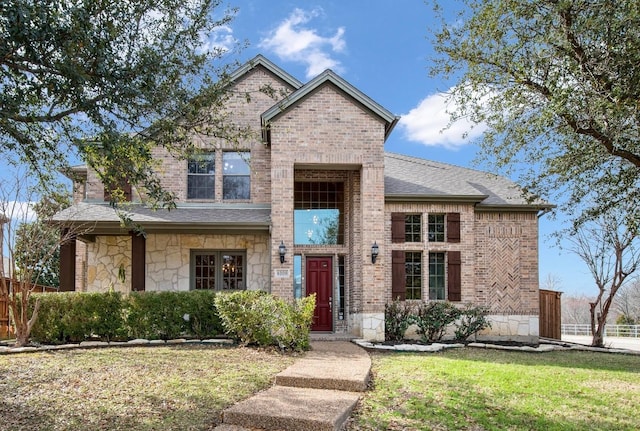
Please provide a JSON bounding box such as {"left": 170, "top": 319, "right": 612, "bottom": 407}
{"left": 613, "top": 279, "right": 640, "bottom": 325}
{"left": 567, "top": 211, "right": 640, "bottom": 347}
{"left": 561, "top": 294, "right": 593, "bottom": 325}
{"left": 0, "top": 167, "right": 87, "bottom": 346}
{"left": 13, "top": 191, "right": 71, "bottom": 287}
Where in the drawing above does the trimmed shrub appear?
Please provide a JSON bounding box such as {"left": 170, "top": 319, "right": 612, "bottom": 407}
{"left": 30, "top": 291, "right": 125, "bottom": 344}
{"left": 215, "top": 290, "right": 315, "bottom": 351}
{"left": 454, "top": 304, "right": 492, "bottom": 341}
{"left": 30, "top": 290, "right": 222, "bottom": 344}
{"left": 385, "top": 300, "right": 414, "bottom": 342}
{"left": 181, "top": 290, "right": 223, "bottom": 339}
{"left": 413, "top": 301, "right": 461, "bottom": 343}
{"left": 125, "top": 290, "right": 222, "bottom": 340}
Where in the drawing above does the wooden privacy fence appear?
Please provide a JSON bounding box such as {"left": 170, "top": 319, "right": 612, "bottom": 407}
{"left": 1, "top": 278, "right": 58, "bottom": 339}
{"left": 539, "top": 289, "right": 562, "bottom": 339}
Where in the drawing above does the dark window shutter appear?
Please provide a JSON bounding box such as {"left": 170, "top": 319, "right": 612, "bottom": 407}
{"left": 447, "top": 250, "right": 461, "bottom": 302}
{"left": 391, "top": 213, "right": 405, "bottom": 243}
{"left": 59, "top": 229, "right": 76, "bottom": 292}
{"left": 131, "top": 232, "right": 146, "bottom": 291}
{"left": 447, "top": 212, "right": 460, "bottom": 243}
{"left": 391, "top": 250, "right": 406, "bottom": 301}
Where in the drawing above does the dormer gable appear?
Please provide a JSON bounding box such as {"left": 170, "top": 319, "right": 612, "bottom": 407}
{"left": 228, "top": 54, "right": 303, "bottom": 91}
{"left": 261, "top": 69, "right": 400, "bottom": 145}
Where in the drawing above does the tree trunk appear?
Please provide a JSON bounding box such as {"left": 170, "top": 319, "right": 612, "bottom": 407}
{"left": 592, "top": 320, "right": 605, "bottom": 347}
{"left": 11, "top": 284, "right": 39, "bottom": 348}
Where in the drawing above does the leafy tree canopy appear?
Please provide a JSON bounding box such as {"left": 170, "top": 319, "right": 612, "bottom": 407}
{"left": 1, "top": 0, "right": 247, "bottom": 207}
{"left": 429, "top": 0, "right": 640, "bottom": 230}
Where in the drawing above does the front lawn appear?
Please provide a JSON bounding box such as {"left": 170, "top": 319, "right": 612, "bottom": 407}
{"left": 347, "top": 348, "right": 640, "bottom": 431}
{"left": 0, "top": 345, "right": 294, "bottom": 431}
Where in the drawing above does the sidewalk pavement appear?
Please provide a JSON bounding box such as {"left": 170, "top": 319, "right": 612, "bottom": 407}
{"left": 562, "top": 335, "right": 640, "bottom": 352}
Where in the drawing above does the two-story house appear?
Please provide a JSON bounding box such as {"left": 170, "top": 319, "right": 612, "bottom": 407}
{"left": 53, "top": 55, "right": 551, "bottom": 342}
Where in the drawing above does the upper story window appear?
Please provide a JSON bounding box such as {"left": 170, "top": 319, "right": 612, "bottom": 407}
{"left": 393, "top": 212, "right": 460, "bottom": 244}
{"left": 405, "top": 214, "right": 421, "bottom": 242}
{"left": 223, "top": 151, "right": 250, "bottom": 200}
{"left": 428, "top": 214, "right": 445, "bottom": 242}
{"left": 294, "top": 182, "right": 344, "bottom": 245}
{"left": 188, "top": 153, "right": 215, "bottom": 199}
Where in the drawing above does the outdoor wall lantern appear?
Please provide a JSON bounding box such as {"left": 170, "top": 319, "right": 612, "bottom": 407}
{"left": 371, "top": 241, "right": 379, "bottom": 264}
{"left": 279, "top": 241, "right": 287, "bottom": 264}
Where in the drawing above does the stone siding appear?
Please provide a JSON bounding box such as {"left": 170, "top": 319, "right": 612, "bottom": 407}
{"left": 85, "top": 233, "right": 269, "bottom": 293}
{"left": 145, "top": 233, "right": 270, "bottom": 291}
{"left": 86, "top": 235, "right": 132, "bottom": 292}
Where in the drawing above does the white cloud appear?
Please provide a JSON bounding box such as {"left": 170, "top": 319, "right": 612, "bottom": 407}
{"left": 197, "top": 25, "right": 237, "bottom": 55}
{"left": 259, "top": 8, "right": 346, "bottom": 79}
{"left": 0, "top": 201, "right": 36, "bottom": 223}
{"left": 399, "top": 90, "right": 487, "bottom": 149}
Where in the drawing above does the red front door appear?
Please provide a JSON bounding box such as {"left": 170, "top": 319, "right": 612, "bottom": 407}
{"left": 306, "top": 257, "right": 333, "bottom": 331}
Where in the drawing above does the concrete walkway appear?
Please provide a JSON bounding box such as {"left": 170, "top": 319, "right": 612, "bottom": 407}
{"left": 215, "top": 341, "right": 370, "bottom": 431}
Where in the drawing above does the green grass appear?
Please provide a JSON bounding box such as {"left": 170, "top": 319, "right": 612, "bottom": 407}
{"left": 347, "top": 349, "right": 640, "bottom": 431}
{"left": 0, "top": 345, "right": 294, "bottom": 431}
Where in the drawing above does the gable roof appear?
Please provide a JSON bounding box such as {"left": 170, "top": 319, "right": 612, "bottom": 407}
{"left": 384, "top": 153, "right": 552, "bottom": 210}
{"left": 229, "top": 54, "right": 303, "bottom": 90}
{"left": 261, "top": 69, "right": 400, "bottom": 142}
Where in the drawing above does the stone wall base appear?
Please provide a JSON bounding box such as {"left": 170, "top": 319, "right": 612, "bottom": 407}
{"left": 476, "top": 314, "right": 539, "bottom": 343}
{"left": 349, "top": 312, "right": 385, "bottom": 342}
{"left": 403, "top": 314, "right": 540, "bottom": 344}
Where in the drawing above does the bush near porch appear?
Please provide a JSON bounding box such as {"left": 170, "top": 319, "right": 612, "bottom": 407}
{"left": 385, "top": 300, "right": 491, "bottom": 343}
{"left": 29, "top": 290, "right": 223, "bottom": 343}
{"left": 26, "top": 290, "right": 315, "bottom": 350}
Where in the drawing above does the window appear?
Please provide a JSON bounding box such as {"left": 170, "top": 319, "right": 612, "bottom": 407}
{"left": 188, "top": 153, "right": 215, "bottom": 199}
{"left": 338, "top": 256, "right": 345, "bottom": 320}
{"left": 429, "top": 252, "right": 446, "bottom": 300}
{"left": 193, "top": 252, "right": 216, "bottom": 290}
{"left": 191, "top": 251, "right": 245, "bottom": 290}
{"left": 428, "top": 214, "right": 445, "bottom": 242}
{"left": 405, "top": 252, "right": 422, "bottom": 300}
{"left": 294, "top": 182, "right": 344, "bottom": 245}
{"left": 293, "top": 255, "right": 302, "bottom": 299}
{"left": 405, "top": 214, "right": 421, "bottom": 242}
{"left": 223, "top": 151, "right": 250, "bottom": 200}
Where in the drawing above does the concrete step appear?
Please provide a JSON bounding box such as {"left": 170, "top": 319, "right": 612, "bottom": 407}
{"left": 222, "top": 385, "right": 360, "bottom": 431}
{"left": 275, "top": 341, "right": 371, "bottom": 392}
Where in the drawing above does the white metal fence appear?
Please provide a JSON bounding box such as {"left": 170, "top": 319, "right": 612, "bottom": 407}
{"left": 561, "top": 324, "right": 640, "bottom": 338}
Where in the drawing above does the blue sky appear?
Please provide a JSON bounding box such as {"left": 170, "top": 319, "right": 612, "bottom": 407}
{"left": 217, "top": 0, "right": 595, "bottom": 295}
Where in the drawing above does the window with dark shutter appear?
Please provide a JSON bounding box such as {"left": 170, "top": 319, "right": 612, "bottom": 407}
{"left": 391, "top": 213, "right": 405, "bottom": 243}
{"left": 447, "top": 250, "right": 462, "bottom": 302}
{"left": 391, "top": 250, "right": 406, "bottom": 300}
{"left": 447, "top": 212, "right": 461, "bottom": 243}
